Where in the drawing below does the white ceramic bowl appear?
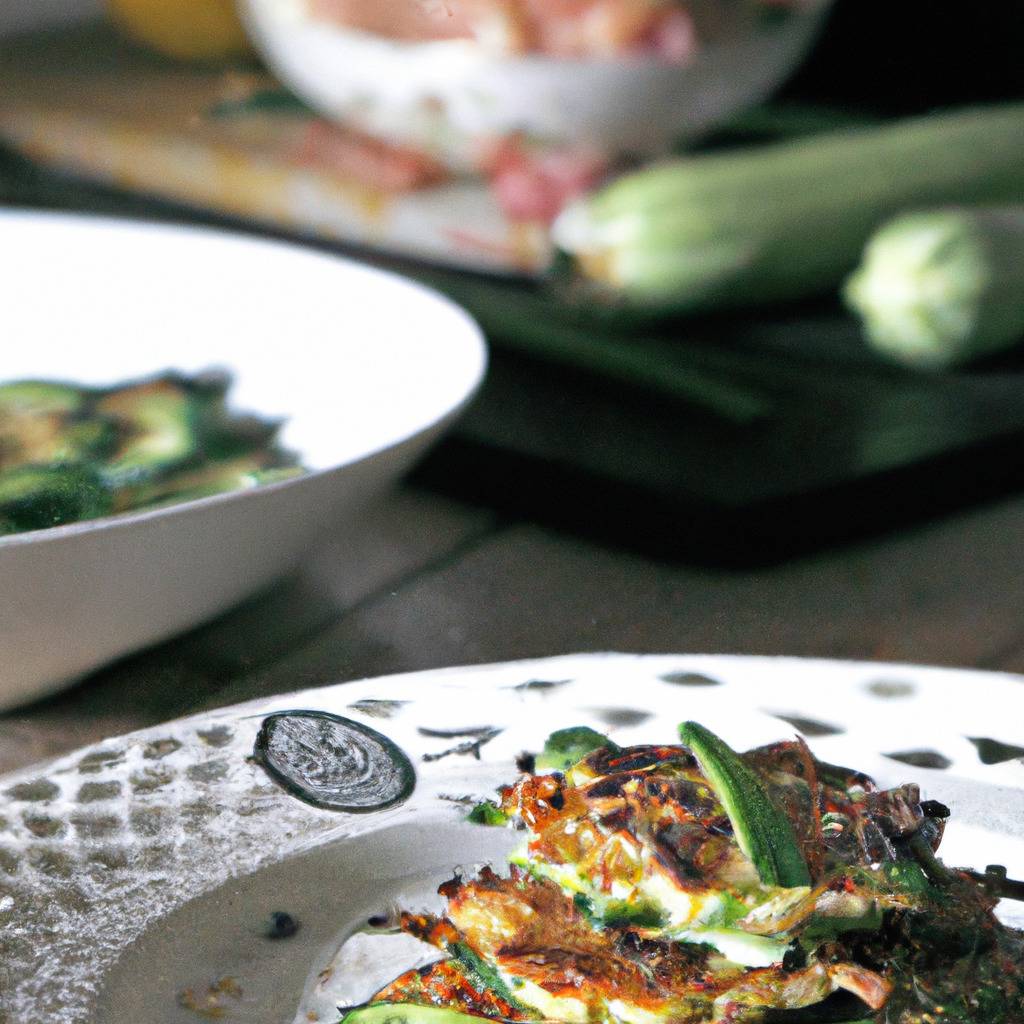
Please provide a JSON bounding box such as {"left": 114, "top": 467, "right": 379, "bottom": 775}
{"left": 0, "top": 211, "right": 486, "bottom": 710}
{"left": 241, "top": 1, "right": 832, "bottom": 171}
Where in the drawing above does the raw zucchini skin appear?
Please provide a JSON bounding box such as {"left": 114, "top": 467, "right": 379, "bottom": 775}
{"left": 555, "top": 103, "right": 1024, "bottom": 312}
{"left": 845, "top": 205, "right": 1024, "bottom": 369}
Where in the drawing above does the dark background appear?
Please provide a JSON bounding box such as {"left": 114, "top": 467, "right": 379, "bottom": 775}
{"left": 783, "top": 2, "right": 1024, "bottom": 113}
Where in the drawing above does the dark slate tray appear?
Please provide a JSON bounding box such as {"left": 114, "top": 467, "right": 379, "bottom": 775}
{"left": 404, "top": 272, "right": 1024, "bottom": 565}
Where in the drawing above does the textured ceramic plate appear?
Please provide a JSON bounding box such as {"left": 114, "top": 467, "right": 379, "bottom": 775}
{"left": 0, "top": 211, "right": 486, "bottom": 708}
{"left": 1, "top": 653, "right": 1023, "bottom": 1024}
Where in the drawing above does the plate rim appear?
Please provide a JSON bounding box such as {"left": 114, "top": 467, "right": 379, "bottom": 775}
{"left": 3, "top": 650, "right": 1023, "bottom": 784}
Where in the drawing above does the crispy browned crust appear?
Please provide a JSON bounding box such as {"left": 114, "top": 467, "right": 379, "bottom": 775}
{"left": 378, "top": 870, "right": 890, "bottom": 1017}
{"left": 374, "top": 958, "right": 531, "bottom": 1020}
{"left": 369, "top": 742, "right": 921, "bottom": 1019}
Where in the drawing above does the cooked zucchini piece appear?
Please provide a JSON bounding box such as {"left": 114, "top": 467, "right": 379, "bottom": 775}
{"left": 1, "top": 413, "right": 66, "bottom": 470}
{"left": 0, "top": 380, "right": 86, "bottom": 417}
{"left": 0, "top": 370, "right": 300, "bottom": 534}
{"left": 338, "top": 1005, "right": 488, "bottom": 1024}
{"left": 97, "top": 377, "right": 201, "bottom": 486}
{"left": 249, "top": 466, "right": 304, "bottom": 486}
{"left": 61, "top": 416, "right": 120, "bottom": 463}
{"left": 0, "top": 465, "right": 112, "bottom": 532}
{"left": 679, "top": 721, "right": 811, "bottom": 888}
{"left": 200, "top": 410, "right": 283, "bottom": 461}
{"left": 123, "top": 456, "right": 301, "bottom": 510}
{"left": 1, "top": 414, "right": 120, "bottom": 472}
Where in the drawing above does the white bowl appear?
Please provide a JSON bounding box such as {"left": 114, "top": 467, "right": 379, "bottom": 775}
{"left": 0, "top": 211, "right": 486, "bottom": 710}
{"left": 241, "top": 1, "right": 832, "bottom": 171}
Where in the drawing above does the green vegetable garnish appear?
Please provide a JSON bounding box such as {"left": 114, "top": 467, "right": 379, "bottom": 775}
{"left": 467, "top": 800, "right": 508, "bottom": 826}
{"left": 798, "top": 901, "right": 884, "bottom": 945}
{"left": 883, "top": 860, "right": 932, "bottom": 895}
{"left": 600, "top": 899, "right": 667, "bottom": 930}
{"left": 678, "top": 721, "right": 811, "bottom": 888}
{"left": 535, "top": 726, "right": 617, "bottom": 773}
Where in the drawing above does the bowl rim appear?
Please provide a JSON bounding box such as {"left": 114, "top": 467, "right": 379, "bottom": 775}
{"left": 242, "top": 0, "right": 834, "bottom": 69}
{"left": 0, "top": 208, "right": 488, "bottom": 550}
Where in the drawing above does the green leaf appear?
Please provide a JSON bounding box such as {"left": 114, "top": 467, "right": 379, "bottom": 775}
{"left": 799, "top": 901, "right": 884, "bottom": 945}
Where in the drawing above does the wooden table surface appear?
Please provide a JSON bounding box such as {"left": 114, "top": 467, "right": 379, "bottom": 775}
{"left": 5, "top": 476, "right": 1024, "bottom": 776}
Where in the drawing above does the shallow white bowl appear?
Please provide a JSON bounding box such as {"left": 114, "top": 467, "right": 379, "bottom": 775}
{"left": 0, "top": 211, "right": 486, "bottom": 709}
{"left": 241, "top": 1, "right": 832, "bottom": 170}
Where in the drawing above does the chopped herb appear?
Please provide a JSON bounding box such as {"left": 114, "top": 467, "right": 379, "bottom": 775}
{"left": 535, "top": 726, "right": 617, "bottom": 772}
{"left": 467, "top": 801, "right": 508, "bottom": 827}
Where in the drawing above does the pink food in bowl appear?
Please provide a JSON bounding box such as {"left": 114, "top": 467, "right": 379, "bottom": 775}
{"left": 272, "top": 0, "right": 822, "bottom": 224}
{"left": 306, "top": 0, "right": 699, "bottom": 61}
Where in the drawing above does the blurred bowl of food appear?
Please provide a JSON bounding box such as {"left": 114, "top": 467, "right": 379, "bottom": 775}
{"left": 0, "top": 210, "right": 486, "bottom": 710}
{"left": 240, "top": 0, "right": 833, "bottom": 176}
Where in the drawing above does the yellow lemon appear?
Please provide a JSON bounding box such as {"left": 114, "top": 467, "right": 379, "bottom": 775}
{"left": 107, "top": 0, "right": 255, "bottom": 61}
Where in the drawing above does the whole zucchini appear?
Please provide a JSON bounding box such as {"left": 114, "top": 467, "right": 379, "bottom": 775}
{"left": 844, "top": 206, "right": 1024, "bottom": 369}
{"left": 553, "top": 103, "right": 1024, "bottom": 312}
